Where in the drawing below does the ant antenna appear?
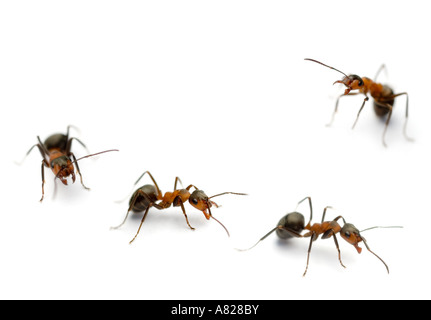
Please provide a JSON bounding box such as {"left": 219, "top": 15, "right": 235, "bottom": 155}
{"left": 55, "top": 149, "right": 119, "bottom": 181}
{"left": 305, "top": 58, "right": 349, "bottom": 78}
{"left": 355, "top": 225, "right": 400, "bottom": 274}
{"left": 361, "top": 237, "right": 390, "bottom": 274}
{"left": 205, "top": 192, "right": 246, "bottom": 235}
{"left": 209, "top": 192, "right": 248, "bottom": 199}
{"left": 207, "top": 204, "right": 230, "bottom": 237}
{"left": 360, "top": 226, "right": 403, "bottom": 232}
{"left": 210, "top": 215, "right": 230, "bottom": 237}
{"left": 71, "top": 149, "right": 118, "bottom": 164}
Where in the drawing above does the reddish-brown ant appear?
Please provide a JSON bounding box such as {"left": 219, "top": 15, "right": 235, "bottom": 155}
{"left": 238, "top": 197, "right": 396, "bottom": 276}
{"left": 305, "top": 58, "right": 413, "bottom": 147}
{"left": 111, "top": 171, "right": 247, "bottom": 244}
{"left": 17, "top": 125, "right": 118, "bottom": 201}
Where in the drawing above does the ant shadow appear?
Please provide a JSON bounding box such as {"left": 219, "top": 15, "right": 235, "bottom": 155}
{"left": 118, "top": 207, "right": 207, "bottom": 235}
{"left": 273, "top": 236, "right": 356, "bottom": 273}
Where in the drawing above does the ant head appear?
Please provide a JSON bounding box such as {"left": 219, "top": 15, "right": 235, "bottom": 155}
{"left": 188, "top": 188, "right": 231, "bottom": 236}
{"left": 54, "top": 149, "right": 118, "bottom": 186}
{"left": 189, "top": 189, "right": 212, "bottom": 219}
{"left": 51, "top": 155, "right": 76, "bottom": 185}
{"left": 304, "top": 59, "right": 365, "bottom": 94}
{"left": 187, "top": 187, "right": 245, "bottom": 237}
{"left": 341, "top": 222, "right": 392, "bottom": 274}
{"left": 340, "top": 223, "right": 363, "bottom": 253}
{"left": 334, "top": 74, "right": 364, "bottom": 94}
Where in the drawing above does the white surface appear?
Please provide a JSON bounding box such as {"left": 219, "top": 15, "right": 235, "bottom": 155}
{"left": 0, "top": 0, "right": 429, "bottom": 300}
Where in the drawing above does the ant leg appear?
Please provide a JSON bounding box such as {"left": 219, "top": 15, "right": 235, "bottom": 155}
{"left": 321, "top": 216, "right": 346, "bottom": 268}
{"left": 115, "top": 171, "right": 162, "bottom": 204}
{"left": 389, "top": 92, "right": 413, "bottom": 142}
{"left": 186, "top": 184, "right": 199, "bottom": 191}
{"left": 333, "top": 215, "right": 346, "bottom": 224}
{"left": 378, "top": 93, "right": 412, "bottom": 147}
{"left": 15, "top": 138, "right": 48, "bottom": 165}
{"left": 327, "top": 93, "right": 360, "bottom": 127}
{"left": 352, "top": 95, "right": 369, "bottom": 129}
{"left": 170, "top": 177, "right": 195, "bottom": 229}
{"left": 65, "top": 125, "right": 82, "bottom": 138}
{"left": 64, "top": 124, "right": 88, "bottom": 154}
{"left": 237, "top": 225, "right": 303, "bottom": 251}
{"left": 127, "top": 190, "right": 165, "bottom": 244}
{"left": 236, "top": 227, "right": 278, "bottom": 251}
{"left": 296, "top": 197, "right": 313, "bottom": 225}
{"left": 129, "top": 205, "right": 151, "bottom": 244}
{"left": 111, "top": 210, "right": 132, "bottom": 231}
{"left": 15, "top": 144, "right": 38, "bottom": 165}
{"left": 69, "top": 152, "right": 90, "bottom": 190}
{"left": 134, "top": 171, "right": 162, "bottom": 196}
{"left": 174, "top": 177, "right": 183, "bottom": 190}
{"left": 332, "top": 234, "right": 346, "bottom": 269}
{"left": 374, "top": 64, "right": 387, "bottom": 82}
{"left": 178, "top": 200, "right": 195, "bottom": 230}
{"left": 380, "top": 103, "right": 393, "bottom": 148}
{"left": 40, "top": 160, "right": 48, "bottom": 202}
{"left": 112, "top": 190, "right": 146, "bottom": 229}
{"left": 320, "top": 206, "right": 334, "bottom": 223}
{"left": 52, "top": 175, "right": 59, "bottom": 201}
{"left": 66, "top": 137, "right": 90, "bottom": 155}
{"left": 111, "top": 189, "right": 155, "bottom": 231}
{"left": 37, "top": 136, "right": 50, "bottom": 155}
{"left": 303, "top": 234, "right": 316, "bottom": 277}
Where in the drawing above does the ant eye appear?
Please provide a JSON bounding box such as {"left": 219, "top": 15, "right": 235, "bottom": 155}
{"left": 191, "top": 198, "right": 198, "bottom": 205}
{"left": 344, "top": 231, "right": 351, "bottom": 238}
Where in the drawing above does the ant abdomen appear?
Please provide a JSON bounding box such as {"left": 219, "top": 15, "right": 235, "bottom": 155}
{"left": 373, "top": 85, "right": 394, "bottom": 117}
{"left": 130, "top": 184, "right": 159, "bottom": 212}
{"left": 44, "top": 133, "right": 68, "bottom": 151}
{"left": 276, "top": 212, "right": 305, "bottom": 239}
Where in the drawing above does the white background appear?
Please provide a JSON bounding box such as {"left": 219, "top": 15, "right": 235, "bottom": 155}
{"left": 0, "top": 0, "right": 429, "bottom": 300}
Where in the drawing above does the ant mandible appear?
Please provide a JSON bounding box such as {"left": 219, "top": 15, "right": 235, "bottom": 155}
{"left": 111, "top": 171, "right": 247, "bottom": 244}
{"left": 238, "top": 197, "right": 392, "bottom": 276}
{"left": 305, "top": 58, "right": 413, "bottom": 147}
{"left": 17, "top": 125, "right": 118, "bottom": 201}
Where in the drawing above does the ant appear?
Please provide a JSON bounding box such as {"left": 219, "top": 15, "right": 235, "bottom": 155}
{"left": 17, "top": 125, "right": 118, "bottom": 201}
{"left": 111, "top": 171, "right": 247, "bottom": 244}
{"left": 237, "top": 197, "right": 395, "bottom": 276}
{"left": 305, "top": 58, "right": 413, "bottom": 147}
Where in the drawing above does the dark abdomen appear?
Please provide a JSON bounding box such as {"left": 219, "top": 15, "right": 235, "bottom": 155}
{"left": 130, "top": 184, "right": 159, "bottom": 212}
{"left": 44, "top": 133, "right": 68, "bottom": 152}
{"left": 276, "top": 212, "right": 305, "bottom": 239}
{"left": 373, "top": 85, "right": 394, "bottom": 117}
